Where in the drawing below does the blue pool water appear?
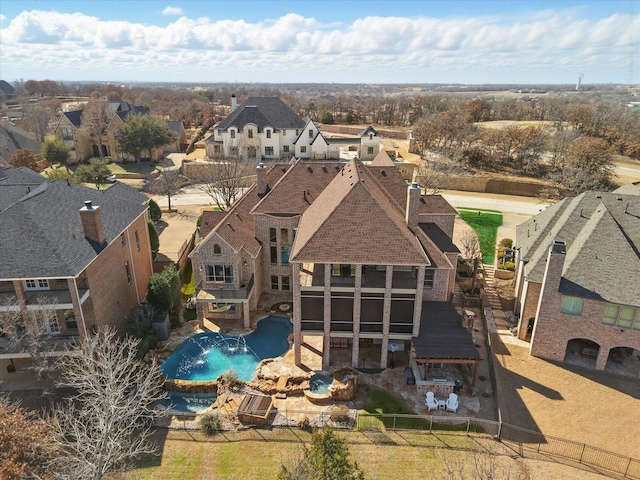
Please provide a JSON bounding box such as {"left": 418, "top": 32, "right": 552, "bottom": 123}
{"left": 309, "top": 373, "right": 333, "bottom": 394}
{"left": 160, "top": 315, "right": 293, "bottom": 382}
{"left": 161, "top": 392, "right": 218, "bottom": 413}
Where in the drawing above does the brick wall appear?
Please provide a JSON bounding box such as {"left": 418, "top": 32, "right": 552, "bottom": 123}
{"left": 83, "top": 212, "right": 152, "bottom": 333}
{"left": 529, "top": 248, "right": 640, "bottom": 368}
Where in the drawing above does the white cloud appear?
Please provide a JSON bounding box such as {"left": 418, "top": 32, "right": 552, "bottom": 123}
{"left": 0, "top": 9, "right": 637, "bottom": 83}
{"left": 0, "top": 14, "right": 6, "bottom": 23}
{"left": 162, "top": 6, "right": 184, "bottom": 16}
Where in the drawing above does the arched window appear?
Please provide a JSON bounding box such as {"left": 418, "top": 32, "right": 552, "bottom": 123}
{"left": 213, "top": 244, "right": 221, "bottom": 254}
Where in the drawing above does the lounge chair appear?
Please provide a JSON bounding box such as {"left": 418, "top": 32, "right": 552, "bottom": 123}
{"left": 445, "top": 393, "right": 459, "bottom": 413}
{"left": 425, "top": 391, "right": 439, "bottom": 411}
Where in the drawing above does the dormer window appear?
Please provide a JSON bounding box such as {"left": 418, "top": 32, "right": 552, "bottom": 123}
{"left": 248, "top": 129, "right": 254, "bottom": 139}
{"left": 230, "top": 130, "right": 236, "bottom": 139}
{"left": 369, "top": 133, "right": 373, "bottom": 140}
{"left": 213, "top": 244, "right": 221, "bottom": 255}
{"left": 266, "top": 130, "right": 271, "bottom": 139}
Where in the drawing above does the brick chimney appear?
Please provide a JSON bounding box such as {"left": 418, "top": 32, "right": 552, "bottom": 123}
{"left": 405, "top": 182, "right": 421, "bottom": 230}
{"left": 79, "top": 200, "right": 106, "bottom": 245}
{"left": 257, "top": 162, "right": 267, "bottom": 197}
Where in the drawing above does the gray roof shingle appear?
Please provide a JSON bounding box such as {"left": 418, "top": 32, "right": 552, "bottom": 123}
{"left": 215, "top": 97, "right": 306, "bottom": 133}
{"left": 516, "top": 191, "right": 640, "bottom": 306}
{"left": 0, "top": 175, "right": 148, "bottom": 279}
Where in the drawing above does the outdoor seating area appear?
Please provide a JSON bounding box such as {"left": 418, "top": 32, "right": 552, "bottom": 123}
{"left": 425, "top": 391, "right": 459, "bottom": 413}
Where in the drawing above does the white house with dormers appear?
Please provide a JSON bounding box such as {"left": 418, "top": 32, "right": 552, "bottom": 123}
{"left": 206, "top": 96, "right": 381, "bottom": 162}
{"left": 206, "top": 97, "right": 307, "bottom": 161}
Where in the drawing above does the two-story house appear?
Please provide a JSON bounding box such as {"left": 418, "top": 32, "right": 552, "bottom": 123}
{"left": 53, "top": 101, "right": 148, "bottom": 163}
{"left": 514, "top": 185, "right": 640, "bottom": 374}
{"left": 0, "top": 166, "right": 154, "bottom": 375}
{"left": 205, "top": 96, "right": 380, "bottom": 162}
{"left": 190, "top": 151, "right": 476, "bottom": 371}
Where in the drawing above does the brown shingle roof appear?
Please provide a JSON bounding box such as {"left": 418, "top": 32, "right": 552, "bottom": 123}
{"left": 251, "top": 160, "right": 340, "bottom": 215}
{"left": 419, "top": 195, "right": 458, "bottom": 216}
{"left": 291, "top": 160, "right": 429, "bottom": 265}
{"left": 199, "top": 210, "right": 227, "bottom": 238}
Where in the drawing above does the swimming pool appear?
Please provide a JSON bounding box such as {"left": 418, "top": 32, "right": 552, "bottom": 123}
{"left": 160, "top": 315, "right": 292, "bottom": 382}
{"left": 161, "top": 392, "right": 218, "bottom": 413}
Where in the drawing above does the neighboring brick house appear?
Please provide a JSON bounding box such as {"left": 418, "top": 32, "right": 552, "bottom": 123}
{"left": 513, "top": 185, "right": 640, "bottom": 373}
{"left": 53, "top": 101, "right": 148, "bottom": 163}
{"left": 205, "top": 96, "right": 380, "bottom": 162}
{"left": 190, "top": 151, "right": 470, "bottom": 370}
{"left": 0, "top": 166, "right": 153, "bottom": 374}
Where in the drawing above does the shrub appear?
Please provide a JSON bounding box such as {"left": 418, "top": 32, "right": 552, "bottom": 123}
{"left": 499, "top": 238, "right": 513, "bottom": 248}
{"left": 200, "top": 413, "right": 223, "bottom": 436}
{"left": 504, "top": 261, "right": 515, "bottom": 271}
{"left": 298, "top": 416, "right": 311, "bottom": 430}
{"left": 148, "top": 198, "right": 162, "bottom": 222}
{"left": 147, "top": 219, "right": 159, "bottom": 253}
{"left": 330, "top": 405, "right": 350, "bottom": 423}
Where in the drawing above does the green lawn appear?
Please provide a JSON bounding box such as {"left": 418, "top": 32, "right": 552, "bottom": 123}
{"left": 108, "top": 162, "right": 160, "bottom": 175}
{"left": 124, "top": 428, "right": 492, "bottom": 480}
{"left": 457, "top": 208, "right": 503, "bottom": 264}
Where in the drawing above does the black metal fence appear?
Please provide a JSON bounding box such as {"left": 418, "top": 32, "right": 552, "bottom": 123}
{"left": 168, "top": 410, "right": 639, "bottom": 479}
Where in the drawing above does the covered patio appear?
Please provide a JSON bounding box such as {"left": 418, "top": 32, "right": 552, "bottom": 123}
{"left": 412, "top": 302, "right": 481, "bottom": 387}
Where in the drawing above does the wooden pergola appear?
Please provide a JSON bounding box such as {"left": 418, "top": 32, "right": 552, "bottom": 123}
{"left": 412, "top": 302, "right": 481, "bottom": 386}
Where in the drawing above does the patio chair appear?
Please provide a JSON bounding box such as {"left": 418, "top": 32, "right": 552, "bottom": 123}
{"left": 425, "top": 391, "right": 439, "bottom": 411}
{"left": 445, "top": 393, "right": 459, "bottom": 413}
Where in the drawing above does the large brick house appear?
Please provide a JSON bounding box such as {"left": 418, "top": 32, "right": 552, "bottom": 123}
{"left": 205, "top": 96, "right": 380, "bottom": 162}
{"left": 53, "top": 101, "right": 147, "bottom": 163}
{"left": 190, "top": 152, "right": 476, "bottom": 370}
{"left": 0, "top": 166, "right": 154, "bottom": 374}
{"left": 513, "top": 185, "right": 640, "bottom": 374}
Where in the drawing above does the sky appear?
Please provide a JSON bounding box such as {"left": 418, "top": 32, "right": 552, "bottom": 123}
{"left": 0, "top": 0, "right": 638, "bottom": 85}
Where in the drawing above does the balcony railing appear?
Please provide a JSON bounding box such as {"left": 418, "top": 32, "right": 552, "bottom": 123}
{"left": 197, "top": 275, "right": 255, "bottom": 301}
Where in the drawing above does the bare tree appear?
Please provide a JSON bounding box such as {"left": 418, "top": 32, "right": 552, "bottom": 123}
{"left": 80, "top": 98, "right": 110, "bottom": 158}
{"left": 437, "top": 448, "right": 530, "bottom": 479}
{"left": 194, "top": 156, "right": 255, "bottom": 211}
{"left": 143, "top": 168, "right": 184, "bottom": 212}
{"left": 415, "top": 157, "right": 464, "bottom": 194}
{"left": 0, "top": 295, "right": 59, "bottom": 377}
{"left": 21, "top": 105, "right": 50, "bottom": 142}
{"left": 458, "top": 229, "right": 482, "bottom": 292}
{"left": 49, "top": 326, "right": 166, "bottom": 480}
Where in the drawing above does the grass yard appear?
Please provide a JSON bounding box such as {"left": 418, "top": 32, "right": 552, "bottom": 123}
{"left": 124, "top": 428, "right": 501, "bottom": 480}
{"left": 457, "top": 208, "right": 503, "bottom": 264}
{"left": 108, "top": 161, "right": 160, "bottom": 175}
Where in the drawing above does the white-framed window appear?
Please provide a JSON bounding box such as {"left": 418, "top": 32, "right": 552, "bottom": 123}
{"left": 281, "top": 247, "right": 289, "bottom": 265}
{"left": 213, "top": 244, "right": 222, "bottom": 255}
{"left": 271, "top": 275, "right": 279, "bottom": 290}
{"left": 561, "top": 297, "right": 583, "bottom": 315}
{"left": 230, "top": 130, "right": 236, "bottom": 139}
{"left": 266, "top": 130, "right": 271, "bottom": 139}
{"left": 121, "top": 233, "right": 126, "bottom": 246}
{"left": 34, "top": 310, "right": 60, "bottom": 335}
{"left": 367, "top": 146, "right": 374, "bottom": 155}
{"left": 248, "top": 129, "right": 254, "bottom": 139}
{"left": 280, "top": 228, "right": 288, "bottom": 244}
{"left": 205, "top": 264, "right": 233, "bottom": 283}
{"left": 308, "top": 129, "right": 313, "bottom": 138}
{"left": 300, "top": 146, "right": 307, "bottom": 153}
{"left": 265, "top": 146, "right": 274, "bottom": 156}
{"left": 125, "top": 262, "right": 131, "bottom": 284}
{"left": 61, "top": 126, "right": 74, "bottom": 140}
{"left": 135, "top": 231, "right": 140, "bottom": 251}
{"left": 283, "top": 130, "right": 286, "bottom": 136}
{"left": 281, "top": 276, "right": 290, "bottom": 291}
{"left": 24, "top": 279, "right": 49, "bottom": 291}
{"left": 283, "top": 145, "right": 290, "bottom": 153}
